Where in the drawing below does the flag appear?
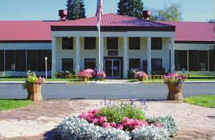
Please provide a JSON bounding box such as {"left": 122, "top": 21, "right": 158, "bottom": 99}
{"left": 96, "top": 0, "right": 103, "bottom": 30}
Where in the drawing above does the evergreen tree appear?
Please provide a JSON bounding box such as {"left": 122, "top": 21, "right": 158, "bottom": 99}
{"left": 117, "top": 0, "right": 144, "bottom": 19}
{"left": 66, "top": 0, "right": 86, "bottom": 20}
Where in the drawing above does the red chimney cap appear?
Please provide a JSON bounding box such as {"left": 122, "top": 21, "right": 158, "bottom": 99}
{"left": 59, "top": 10, "right": 68, "bottom": 21}
{"left": 143, "top": 11, "right": 151, "bottom": 20}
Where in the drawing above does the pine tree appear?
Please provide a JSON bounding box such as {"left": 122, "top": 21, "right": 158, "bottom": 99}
{"left": 66, "top": 0, "right": 86, "bottom": 20}
{"left": 117, "top": 0, "right": 144, "bottom": 19}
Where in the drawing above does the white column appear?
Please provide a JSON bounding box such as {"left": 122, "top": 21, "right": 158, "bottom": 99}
{"left": 51, "top": 37, "right": 57, "bottom": 78}
{"left": 147, "top": 37, "right": 151, "bottom": 75}
{"left": 123, "top": 37, "right": 128, "bottom": 78}
{"left": 98, "top": 36, "right": 104, "bottom": 71}
{"left": 75, "top": 37, "right": 80, "bottom": 74}
{"left": 187, "top": 50, "right": 189, "bottom": 71}
{"left": 170, "top": 37, "right": 175, "bottom": 72}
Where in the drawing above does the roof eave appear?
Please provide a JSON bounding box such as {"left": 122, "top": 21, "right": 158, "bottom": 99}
{"left": 51, "top": 26, "right": 175, "bottom": 32}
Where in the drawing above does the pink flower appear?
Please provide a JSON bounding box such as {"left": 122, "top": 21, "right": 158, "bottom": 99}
{"left": 122, "top": 117, "right": 130, "bottom": 124}
{"left": 110, "top": 122, "right": 117, "bottom": 127}
{"left": 79, "top": 113, "right": 88, "bottom": 119}
{"left": 92, "top": 118, "right": 99, "bottom": 124}
{"left": 97, "top": 71, "right": 106, "bottom": 79}
{"left": 103, "top": 122, "right": 111, "bottom": 128}
{"left": 116, "top": 124, "right": 124, "bottom": 130}
{"left": 98, "top": 116, "right": 107, "bottom": 123}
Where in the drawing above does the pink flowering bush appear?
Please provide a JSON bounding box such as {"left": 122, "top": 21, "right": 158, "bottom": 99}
{"left": 97, "top": 71, "right": 106, "bottom": 80}
{"left": 78, "top": 103, "right": 162, "bottom": 132}
{"left": 163, "top": 73, "right": 187, "bottom": 85}
{"left": 77, "top": 69, "right": 106, "bottom": 80}
{"left": 78, "top": 70, "right": 93, "bottom": 79}
{"left": 134, "top": 71, "right": 148, "bottom": 81}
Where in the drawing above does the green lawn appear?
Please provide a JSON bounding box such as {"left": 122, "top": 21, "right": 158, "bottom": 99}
{"left": 184, "top": 95, "right": 215, "bottom": 108}
{"left": 0, "top": 99, "right": 32, "bottom": 111}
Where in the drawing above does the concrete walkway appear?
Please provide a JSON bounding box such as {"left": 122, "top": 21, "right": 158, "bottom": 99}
{"left": 0, "top": 100, "right": 215, "bottom": 140}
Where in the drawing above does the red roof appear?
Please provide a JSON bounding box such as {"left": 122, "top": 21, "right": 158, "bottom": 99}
{"left": 0, "top": 21, "right": 60, "bottom": 42}
{"left": 54, "top": 13, "right": 173, "bottom": 27}
{"left": 159, "top": 21, "right": 215, "bottom": 42}
{"left": 0, "top": 13, "right": 214, "bottom": 43}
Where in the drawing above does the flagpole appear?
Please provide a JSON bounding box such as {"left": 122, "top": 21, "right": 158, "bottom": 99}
{"left": 96, "top": 0, "right": 102, "bottom": 72}
{"left": 98, "top": 27, "right": 101, "bottom": 72}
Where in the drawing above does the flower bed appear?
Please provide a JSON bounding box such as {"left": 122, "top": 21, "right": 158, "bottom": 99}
{"left": 77, "top": 69, "right": 106, "bottom": 81}
{"left": 57, "top": 101, "right": 177, "bottom": 140}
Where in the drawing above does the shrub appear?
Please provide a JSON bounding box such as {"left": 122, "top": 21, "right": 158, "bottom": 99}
{"left": 78, "top": 69, "right": 106, "bottom": 80}
{"left": 97, "top": 71, "right": 106, "bottom": 80}
{"left": 134, "top": 71, "right": 148, "bottom": 81}
{"left": 97, "top": 103, "right": 145, "bottom": 125}
{"left": 55, "top": 71, "right": 75, "bottom": 78}
{"left": 131, "top": 126, "right": 169, "bottom": 140}
{"left": 57, "top": 115, "right": 177, "bottom": 140}
{"left": 146, "top": 116, "right": 178, "bottom": 137}
{"left": 78, "top": 70, "right": 93, "bottom": 78}
{"left": 57, "top": 116, "right": 130, "bottom": 140}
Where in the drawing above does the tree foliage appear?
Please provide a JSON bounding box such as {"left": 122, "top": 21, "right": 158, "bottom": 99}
{"left": 117, "top": 0, "right": 144, "bottom": 19}
{"left": 150, "top": 3, "right": 182, "bottom": 21}
{"left": 66, "top": 0, "right": 86, "bottom": 20}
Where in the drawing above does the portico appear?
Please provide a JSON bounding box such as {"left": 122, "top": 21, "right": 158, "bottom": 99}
{"left": 51, "top": 13, "right": 176, "bottom": 78}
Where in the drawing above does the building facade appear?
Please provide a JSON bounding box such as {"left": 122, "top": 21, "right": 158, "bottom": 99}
{"left": 0, "top": 14, "right": 214, "bottom": 78}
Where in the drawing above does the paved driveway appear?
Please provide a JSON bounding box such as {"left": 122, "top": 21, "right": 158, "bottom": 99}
{"left": 0, "top": 83, "right": 214, "bottom": 100}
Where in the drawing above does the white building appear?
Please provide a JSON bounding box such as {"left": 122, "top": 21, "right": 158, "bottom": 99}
{"left": 0, "top": 13, "right": 214, "bottom": 78}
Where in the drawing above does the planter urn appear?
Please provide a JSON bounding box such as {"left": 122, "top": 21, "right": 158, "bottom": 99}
{"left": 167, "top": 83, "right": 184, "bottom": 101}
{"left": 27, "top": 84, "right": 43, "bottom": 102}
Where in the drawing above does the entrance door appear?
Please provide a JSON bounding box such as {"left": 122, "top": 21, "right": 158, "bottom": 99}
{"left": 104, "top": 59, "right": 121, "bottom": 78}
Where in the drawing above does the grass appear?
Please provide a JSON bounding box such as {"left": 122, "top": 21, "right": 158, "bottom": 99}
{"left": 128, "top": 79, "right": 139, "bottom": 82}
{"left": 0, "top": 99, "right": 32, "bottom": 111}
{"left": 184, "top": 95, "right": 215, "bottom": 108}
{"left": 188, "top": 74, "right": 215, "bottom": 78}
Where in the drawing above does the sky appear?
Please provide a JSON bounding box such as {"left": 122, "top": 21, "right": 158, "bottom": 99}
{"left": 0, "top": 0, "right": 214, "bottom": 21}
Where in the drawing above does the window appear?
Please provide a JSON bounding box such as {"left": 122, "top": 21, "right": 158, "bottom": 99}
{"left": 16, "top": 50, "right": 26, "bottom": 71}
{"left": 62, "top": 58, "right": 73, "bottom": 71}
{"left": 37, "top": 50, "right": 52, "bottom": 71}
{"left": 209, "top": 49, "right": 215, "bottom": 71}
{"left": 1, "top": 50, "right": 51, "bottom": 72}
{"left": 85, "top": 37, "right": 96, "bottom": 50}
{"left": 62, "top": 37, "right": 73, "bottom": 49}
{"left": 107, "top": 37, "right": 118, "bottom": 49}
{"left": 152, "top": 58, "right": 162, "bottom": 71}
{"left": 27, "top": 50, "right": 37, "bottom": 71}
{"left": 0, "top": 51, "right": 4, "bottom": 71}
{"left": 199, "top": 51, "right": 208, "bottom": 71}
{"left": 151, "top": 38, "right": 162, "bottom": 50}
{"left": 84, "top": 58, "right": 96, "bottom": 69}
{"left": 5, "top": 50, "right": 16, "bottom": 71}
{"left": 189, "top": 50, "right": 209, "bottom": 71}
{"left": 129, "top": 59, "right": 140, "bottom": 72}
{"left": 129, "top": 37, "right": 140, "bottom": 50}
{"left": 175, "top": 50, "right": 187, "bottom": 71}
{"left": 189, "top": 50, "right": 198, "bottom": 71}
